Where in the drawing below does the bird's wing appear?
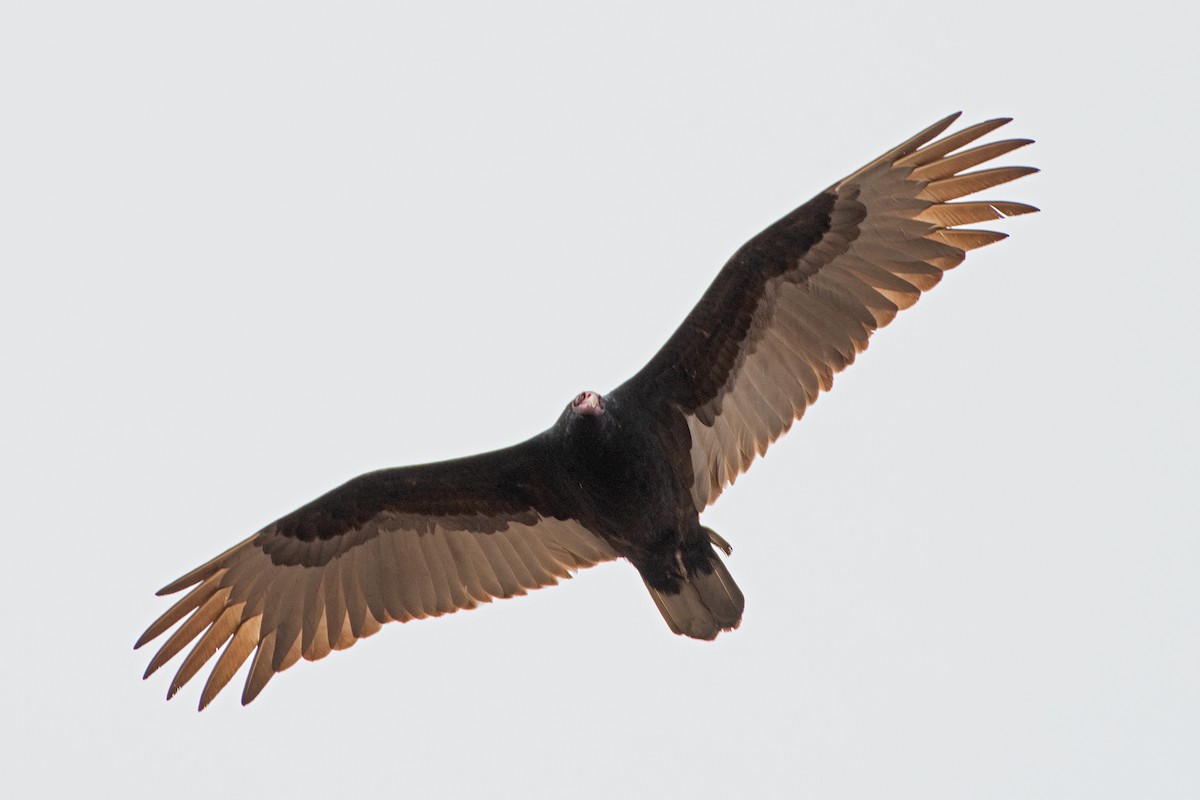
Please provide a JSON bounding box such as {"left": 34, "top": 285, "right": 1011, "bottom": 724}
{"left": 136, "top": 439, "right": 616, "bottom": 709}
{"left": 618, "top": 113, "right": 1037, "bottom": 510}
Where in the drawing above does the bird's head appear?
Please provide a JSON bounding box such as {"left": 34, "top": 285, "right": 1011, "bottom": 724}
{"left": 569, "top": 391, "right": 605, "bottom": 417}
{"left": 557, "top": 390, "right": 617, "bottom": 458}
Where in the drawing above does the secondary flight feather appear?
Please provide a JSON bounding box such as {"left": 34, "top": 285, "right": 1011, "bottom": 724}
{"left": 138, "top": 113, "right": 1037, "bottom": 709}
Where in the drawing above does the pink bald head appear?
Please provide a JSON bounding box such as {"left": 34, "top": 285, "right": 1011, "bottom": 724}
{"left": 571, "top": 391, "right": 605, "bottom": 416}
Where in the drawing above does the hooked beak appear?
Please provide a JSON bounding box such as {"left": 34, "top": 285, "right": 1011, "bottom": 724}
{"left": 572, "top": 391, "right": 604, "bottom": 416}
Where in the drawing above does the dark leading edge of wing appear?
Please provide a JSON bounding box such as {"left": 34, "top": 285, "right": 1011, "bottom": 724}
{"left": 618, "top": 112, "right": 1037, "bottom": 510}
{"left": 135, "top": 438, "right": 616, "bottom": 709}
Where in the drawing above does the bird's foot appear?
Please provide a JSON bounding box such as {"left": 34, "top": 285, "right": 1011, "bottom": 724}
{"left": 704, "top": 527, "right": 733, "bottom": 556}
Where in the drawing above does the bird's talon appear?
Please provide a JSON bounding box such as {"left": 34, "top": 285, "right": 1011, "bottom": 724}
{"left": 705, "top": 527, "right": 733, "bottom": 556}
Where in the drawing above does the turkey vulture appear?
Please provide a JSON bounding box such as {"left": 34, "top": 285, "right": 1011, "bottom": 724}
{"left": 138, "top": 113, "right": 1037, "bottom": 709}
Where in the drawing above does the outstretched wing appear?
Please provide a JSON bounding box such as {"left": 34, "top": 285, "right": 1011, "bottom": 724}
{"left": 618, "top": 113, "right": 1037, "bottom": 510}
{"left": 136, "top": 438, "right": 615, "bottom": 709}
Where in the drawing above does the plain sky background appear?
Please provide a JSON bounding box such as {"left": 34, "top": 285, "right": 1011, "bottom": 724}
{"left": 2, "top": 2, "right": 1197, "bottom": 798}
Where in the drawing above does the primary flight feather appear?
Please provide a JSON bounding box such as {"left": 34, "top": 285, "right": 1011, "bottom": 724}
{"left": 138, "top": 113, "right": 1037, "bottom": 709}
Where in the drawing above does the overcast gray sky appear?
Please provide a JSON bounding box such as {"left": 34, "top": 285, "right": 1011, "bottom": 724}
{"left": 3, "top": 2, "right": 1197, "bottom": 798}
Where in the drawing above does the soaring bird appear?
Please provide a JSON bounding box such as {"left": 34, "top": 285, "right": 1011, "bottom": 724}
{"left": 138, "top": 113, "right": 1037, "bottom": 709}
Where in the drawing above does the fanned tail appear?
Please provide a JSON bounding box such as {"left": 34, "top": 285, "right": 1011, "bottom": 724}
{"left": 645, "top": 553, "right": 744, "bottom": 640}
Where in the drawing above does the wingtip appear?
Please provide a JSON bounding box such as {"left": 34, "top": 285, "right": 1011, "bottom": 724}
{"left": 241, "top": 673, "right": 270, "bottom": 707}
{"left": 926, "top": 111, "right": 963, "bottom": 139}
{"left": 156, "top": 576, "right": 193, "bottom": 596}
{"left": 971, "top": 115, "right": 1013, "bottom": 130}
{"left": 156, "top": 578, "right": 194, "bottom": 597}
{"left": 1003, "top": 200, "right": 1040, "bottom": 216}
{"left": 1004, "top": 165, "right": 1041, "bottom": 182}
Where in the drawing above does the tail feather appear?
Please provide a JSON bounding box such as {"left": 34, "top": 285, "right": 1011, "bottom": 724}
{"left": 645, "top": 555, "right": 744, "bottom": 640}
